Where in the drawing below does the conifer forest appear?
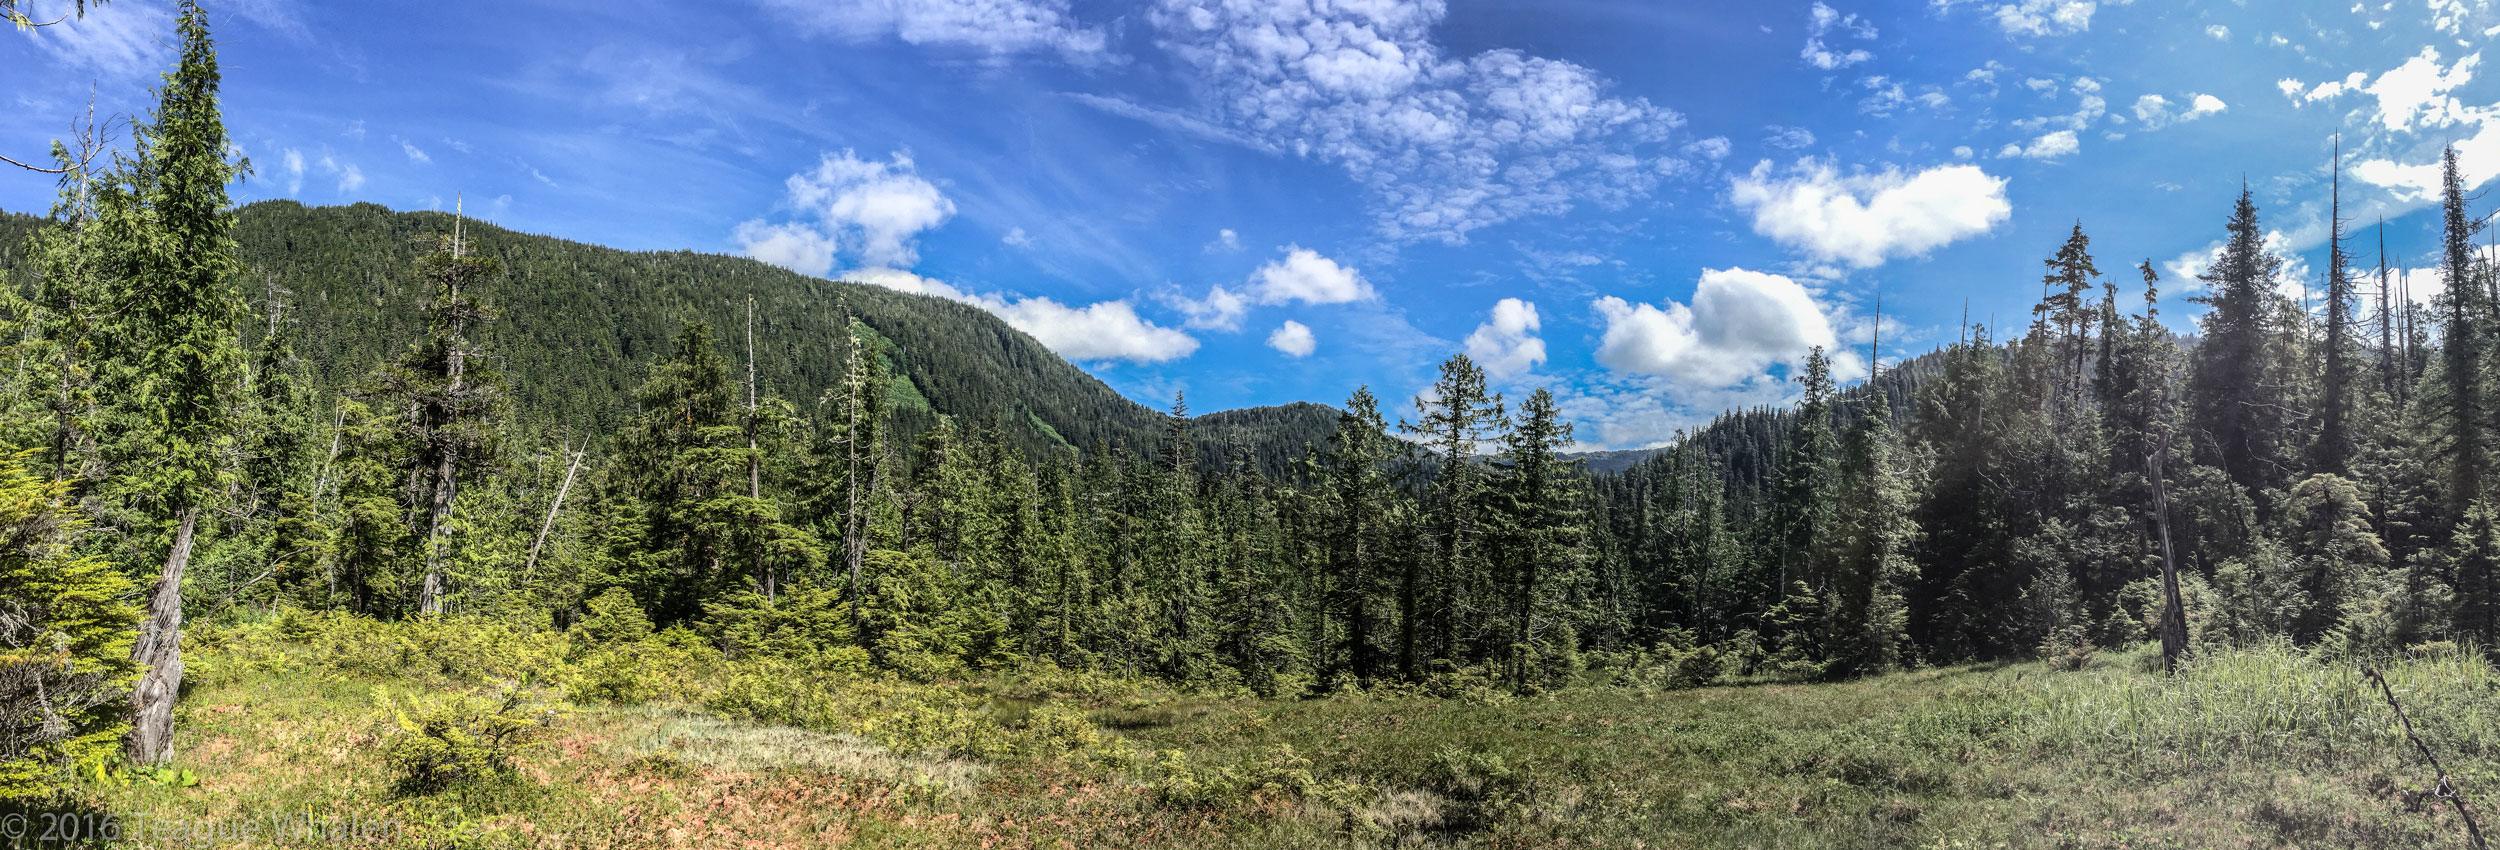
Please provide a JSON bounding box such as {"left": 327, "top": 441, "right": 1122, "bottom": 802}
{"left": 7, "top": 1, "right": 2500, "bottom": 847}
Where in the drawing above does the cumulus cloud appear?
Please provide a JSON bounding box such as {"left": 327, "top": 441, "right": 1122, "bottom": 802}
{"left": 1593, "top": 268, "right": 1842, "bottom": 387}
{"left": 1728, "top": 159, "right": 2012, "bottom": 268}
{"left": 785, "top": 150, "right": 957, "bottom": 267}
{"left": 759, "top": 0, "right": 1108, "bottom": 61}
{"left": 986, "top": 296, "right": 1199, "bottom": 363}
{"left": 2132, "top": 93, "right": 2227, "bottom": 129}
{"left": 2338, "top": 48, "right": 2500, "bottom": 204}
{"left": 1167, "top": 284, "right": 1251, "bottom": 331}
{"left": 1002, "top": 227, "right": 1031, "bottom": 247}
{"left": 1683, "top": 137, "right": 1733, "bottom": 160}
{"left": 2204, "top": 23, "right": 2229, "bottom": 40}
{"left": 1464, "top": 298, "right": 1546, "bottom": 379}
{"left": 1801, "top": 2, "right": 1876, "bottom": 70}
{"left": 1146, "top": 0, "right": 1682, "bottom": 243}
{"left": 735, "top": 221, "right": 841, "bottom": 278}
{"left": 1267, "top": 320, "right": 1316, "bottom": 357}
{"left": 1251, "top": 247, "right": 1373, "bottom": 305}
{"left": 1207, "top": 228, "right": 1242, "bottom": 252}
{"left": 1166, "top": 246, "right": 1372, "bottom": 332}
{"left": 2363, "top": 48, "right": 2480, "bottom": 132}
{"left": 1990, "top": 0, "right": 2098, "bottom": 36}
{"left": 842, "top": 267, "right": 1199, "bottom": 364}
{"left": 1998, "top": 129, "right": 2080, "bottom": 159}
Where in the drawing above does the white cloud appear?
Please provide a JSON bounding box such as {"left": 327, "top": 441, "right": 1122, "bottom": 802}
{"left": 735, "top": 221, "right": 840, "bottom": 277}
{"left": 1166, "top": 246, "right": 1372, "bottom": 332}
{"left": 1683, "top": 137, "right": 1733, "bottom": 160}
{"left": 28, "top": 1, "right": 168, "bottom": 80}
{"left": 1952, "top": 145, "right": 1974, "bottom": 158}
{"left": 2205, "top": 23, "right": 2229, "bottom": 39}
{"left": 760, "top": 0, "right": 1108, "bottom": 61}
{"left": 2340, "top": 47, "right": 2500, "bottom": 204}
{"left": 1593, "top": 267, "right": 1841, "bottom": 386}
{"left": 1267, "top": 320, "right": 1316, "bottom": 357}
{"left": 839, "top": 266, "right": 972, "bottom": 300}
{"left": 1167, "top": 284, "right": 1251, "bottom": 331}
{"left": 1729, "top": 158, "right": 2012, "bottom": 268}
{"left": 986, "top": 296, "right": 1199, "bottom": 363}
{"left": 400, "top": 140, "right": 431, "bottom": 164}
{"left": 1999, "top": 129, "right": 2080, "bottom": 159}
{"left": 786, "top": 150, "right": 956, "bottom": 267}
{"left": 281, "top": 148, "right": 305, "bottom": 195}
{"left": 1207, "top": 228, "right": 1242, "bottom": 252}
{"left": 2364, "top": 47, "right": 2479, "bottom": 132}
{"left": 738, "top": 150, "right": 955, "bottom": 272}
{"left": 1251, "top": 247, "right": 1373, "bottom": 305}
{"left": 1146, "top": 0, "right": 1682, "bottom": 242}
{"left": 1766, "top": 126, "right": 1818, "bottom": 150}
{"left": 2132, "top": 93, "right": 2226, "bottom": 130}
{"left": 1002, "top": 226, "right": 1031, "bottom": 247}
{"left": 842, "top": 267, "right": 1199, "bottom": 364}
{"left": 316, "top": 155, "right": 364, "bottom": 193}
{"left": 1991, "top": 0, "right": 2098, "bottom": 36}
{"left": 1801, "top": 2, "right": 1876, "bottom": 70}
{"left": 1464, "top": 298, "right": 1546, "bottom": 379}
{"left": 2429, "top": 0, "right": 2496, "bottom": 34}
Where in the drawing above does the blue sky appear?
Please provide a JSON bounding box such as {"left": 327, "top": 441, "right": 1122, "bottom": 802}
{"left": 5, "top": 0, "right": 2498, "bottom": 448}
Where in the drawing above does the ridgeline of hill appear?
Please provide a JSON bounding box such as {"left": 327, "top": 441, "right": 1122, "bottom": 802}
{"left": 0, "top": 201, "right": 1339, "bottom": 470}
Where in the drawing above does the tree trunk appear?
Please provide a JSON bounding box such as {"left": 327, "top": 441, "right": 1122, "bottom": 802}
{"left": 522, "top": 447, "right": 585, "bottom": 585}
{"left": 127, "top": 506, "right": 198, "bottom": 765}
{"left": 2148, "top": 443, "right": 2188, "bottom": 673}
{"left": 418, "top": 277, "right": 465, "bottom": 616}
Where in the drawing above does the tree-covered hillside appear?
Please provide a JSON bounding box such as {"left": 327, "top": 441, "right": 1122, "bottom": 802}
{"left": 0, "top": 201, "right": 1337, "bottom": 469}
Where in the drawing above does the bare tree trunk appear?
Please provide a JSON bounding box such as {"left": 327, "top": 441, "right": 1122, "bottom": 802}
{"left": 843, "top": 331, "right": 868, "bottom": 629}
{"left": 522, "top": 446, "right": 585, "bottom": 585}
{"left": 127, "top": 507, "right": 198, "bottom": 765}
{"left": 2149, "top": 438, "right": 2188, "bottom": 673}
{"left": 746, "top": 297, "right": 769, "bottom": 601}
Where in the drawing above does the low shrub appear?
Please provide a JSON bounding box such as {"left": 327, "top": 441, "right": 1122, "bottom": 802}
{"left": 376, "top": 681, "right": 559, "bottom": 794}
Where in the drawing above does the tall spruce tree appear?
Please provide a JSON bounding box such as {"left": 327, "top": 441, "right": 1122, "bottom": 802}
{"left": 1402, "top": 354, "right": 1502, "bottom": 676}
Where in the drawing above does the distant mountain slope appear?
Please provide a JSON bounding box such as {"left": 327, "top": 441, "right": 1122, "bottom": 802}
{"left": 0, "top": 201, "right": 1323, "bottom": 469}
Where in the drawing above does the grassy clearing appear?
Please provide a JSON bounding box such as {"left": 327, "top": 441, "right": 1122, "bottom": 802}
{"left": 16, "top": 625, "right": 2498, "bottom": 848}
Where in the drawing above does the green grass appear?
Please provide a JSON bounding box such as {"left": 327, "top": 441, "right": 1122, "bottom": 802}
{"left": 22, "top": 631, "right": 2499, "bottom": 848}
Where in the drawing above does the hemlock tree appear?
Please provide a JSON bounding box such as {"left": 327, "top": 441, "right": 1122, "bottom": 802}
{"left": 397, "top": 210, "right": 500, "bottom": 616}
{"left": 98, "top": 0, "right": 246, "bottom": 765}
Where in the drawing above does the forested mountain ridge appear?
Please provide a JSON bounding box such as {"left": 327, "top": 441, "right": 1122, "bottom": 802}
{"left": 0, "top": 200, "right": 1337, "bottom": 469}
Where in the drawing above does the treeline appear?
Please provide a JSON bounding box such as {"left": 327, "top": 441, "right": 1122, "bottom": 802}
{"left": 1601, "top": 155, "right": 2497, "bottom": 673}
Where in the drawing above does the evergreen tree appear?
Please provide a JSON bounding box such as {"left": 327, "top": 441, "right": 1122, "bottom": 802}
{"left": 1401, "top": 354, "right": 1502, "bottom": 676}
{"left": 1490, "top": 388, "right": 1589, "bottom": 689}
{"left": 2187, "top": 186, "right": 2294, "bottom": 500}
{"left": 94, "top": 0, "right": 247, "bottom": 765}
{"left": 1316, "top": 386, "right": 1398, "bottom": 683}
